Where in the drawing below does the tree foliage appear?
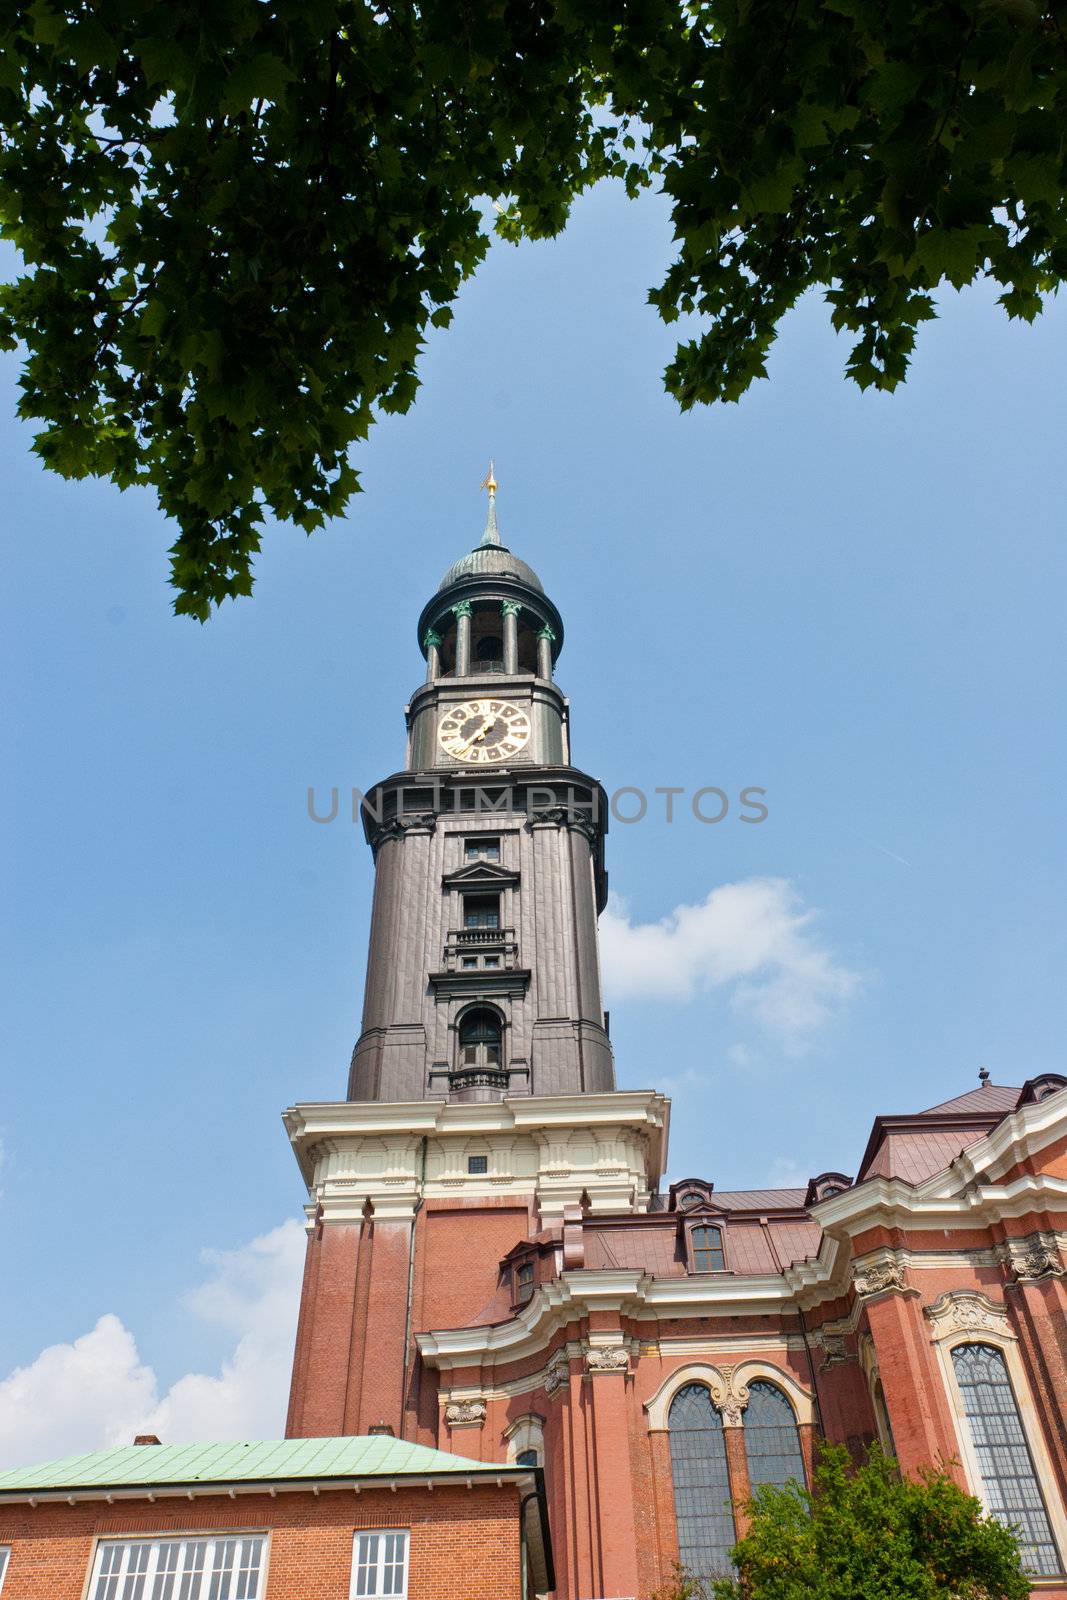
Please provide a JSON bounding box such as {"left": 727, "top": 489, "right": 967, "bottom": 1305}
{"left": 2, "top": 0, "right": 1065, "bottom": 614}
{"left": 655, "top": 1444, "right": 1031, "bottom": 1600}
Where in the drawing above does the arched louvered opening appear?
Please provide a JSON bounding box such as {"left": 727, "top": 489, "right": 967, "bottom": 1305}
{"left": 951, "top": 1343, "right": 1061, "bottom": 1577}
{"left": 668, "top": 1383, "right": 736, "bottom": 1579}
{"left": 743, "top": 1380, "right": 806, "bottom": 1491}
{"left": 458, "top": 1007, "right": 502, "bottom": 1070}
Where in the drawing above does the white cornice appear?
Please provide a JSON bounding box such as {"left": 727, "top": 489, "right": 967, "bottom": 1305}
{"left": 417, "top": 1268, "right": 825, "bottom": 1369}
{"left": 284, "top": 1090, "right": 670, "bottom": 1192}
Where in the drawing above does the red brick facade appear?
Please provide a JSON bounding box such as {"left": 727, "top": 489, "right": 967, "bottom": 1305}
{"left": 285, "top": 1078, "right": 1067, "bottom": 1598}
{"left": 0, "top": 1483, "right": 522, "bottom": 1600}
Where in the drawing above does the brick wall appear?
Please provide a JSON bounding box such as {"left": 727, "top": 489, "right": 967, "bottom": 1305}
{"left": 0, "top": 1483, "right": 522, "bottom": 1600}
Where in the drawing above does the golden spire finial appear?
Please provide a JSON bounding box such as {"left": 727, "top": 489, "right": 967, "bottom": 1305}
{"left": 478, "top": 460, "right": 501, "bottom": 546}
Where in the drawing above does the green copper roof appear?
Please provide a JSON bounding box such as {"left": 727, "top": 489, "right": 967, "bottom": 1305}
{"left": 437, "top": 542, "right": 544, "bottom": 594}
{"left": 437, "top": 475, "right": 545, "bottom": 594}
{"left": 0, "top": 1436, "right": 506, "bottom": 1494}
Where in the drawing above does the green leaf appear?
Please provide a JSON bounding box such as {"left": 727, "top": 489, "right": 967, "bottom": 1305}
{"left": 915, "top": 226, "right": 991, "bottom": 288}
{"left": 220, "top": 52, "right": 296, "bottom": 113}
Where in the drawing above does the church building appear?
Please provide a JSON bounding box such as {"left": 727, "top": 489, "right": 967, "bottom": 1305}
{"left": 3, "top": 477, "right": 1065, "bottom": 1600}
{"left": 281, "top": 474, "right": 1067, "bottom": 1599}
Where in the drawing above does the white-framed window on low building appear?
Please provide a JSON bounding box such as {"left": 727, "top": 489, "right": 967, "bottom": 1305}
{"left": 351, "top": 1530, "right": 409, "bottom": 1598}
{"left": 89, "top": 1533, "right": 267, "bottom": 1600}
{"left": 0, "top": 1544, "right": 10, "bottom": 1592}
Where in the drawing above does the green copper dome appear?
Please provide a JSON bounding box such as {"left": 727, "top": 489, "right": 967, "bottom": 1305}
{"left": 437, "top": 541, "right": 544, "bottom": 594}
{"left": 437, "top": 468, "right": 544, "bottom": 594}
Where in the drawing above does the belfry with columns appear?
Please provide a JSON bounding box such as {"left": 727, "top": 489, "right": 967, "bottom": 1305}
{"left": 284, "top": 473, "right": 1067, "bottom": 1600}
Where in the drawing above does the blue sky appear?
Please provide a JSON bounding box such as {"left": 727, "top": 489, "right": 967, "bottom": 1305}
{"left": 1, "top": 179, "right": 1065, "bottom": 1460}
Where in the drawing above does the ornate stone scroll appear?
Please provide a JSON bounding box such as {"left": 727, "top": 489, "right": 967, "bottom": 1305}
{"left": 444, "top": 1399, "right": 487, "bottom": 1426}
{"left": 710, "top": 1364, "right": 750, "bottom": 1427}
{"left": 586, "top": 1345, "right": 629, "bottom": 1374}
{"left": 924, "top": 1289, "right": 1012, "bottom": 1342}
{"left": 851, "top": 1257, "right": 907, "bottom": 1298}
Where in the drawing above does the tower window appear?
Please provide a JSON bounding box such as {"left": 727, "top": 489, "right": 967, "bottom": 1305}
{"left": 459, "top": 1008, "right": 502, "bottom": 1068}
{"left": 464, "top": 838, "right": 500, "bottom": 862}
{"left": 516, "top": 1448, "right": 539, "bottom": 1468}
{"left": 463, "top": 894, "right": 500, "bottom": 929}
{"left": 476, "top": 634, "right": 504, "bottom": 666}
{"left": 690, "top": 1225, "right": 726, "bottom": 1273}
{"left": 515, "top": 1259, "right": 536, "bottom": 1305}
{"left": 468, "top": 1154, "right": 488, "bottom": 1174}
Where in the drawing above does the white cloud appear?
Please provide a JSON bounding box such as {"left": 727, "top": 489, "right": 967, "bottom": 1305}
{"left": 600, "top": 878, "right": 860, "bottom": 1050}
{"left": 0, "top": 1220, "right": 305, "bottom": 1470}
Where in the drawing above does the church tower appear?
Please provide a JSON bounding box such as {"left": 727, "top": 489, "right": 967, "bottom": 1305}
{"left": 349, "top": 466, "right": 615, "bottom": 1104}
{"left": 284, "top": 474, "right": 668, "bottom": 1446}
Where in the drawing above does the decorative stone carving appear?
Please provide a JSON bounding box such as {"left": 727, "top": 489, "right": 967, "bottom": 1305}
{"left": 994, "top": 1231, "right": 1065, "bottom": 1282}
{"left": 444, "top": 1399, "right": 487, "bottom": 1426}
{"left": 710, "top": 1364, "right": 750, "bottom": 1427}
{"left": 528, "top": 805, "right": 598, "bottom": 845}
{"left": 545, "top": 1351, "right": 571, "bottom": 1398}
{"left": 369, "top": 811, "right": 438, "bottom": 855}
{"left": 817, "top": 1333, "right": 849, "bottom": 1370}
{"left": 586, "top": 1345, "right": 629, "bottom": 1374}
{"left": 925, "top": 1289, "right": 1012, "bottom": 1342}
{"left": 852, "top": 1257, "right": 907, "bottom": 1298}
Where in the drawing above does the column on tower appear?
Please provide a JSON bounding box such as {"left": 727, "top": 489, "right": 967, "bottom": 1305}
{"left": 423, "top": 627, "right": 442, "bottom": 682}
{"left": 501, "top": 600, "right": 521, "bottom": 674}
{"left": 452, "top": 600, "right": 472, "bottom": 676}
{"left": 536, "top": 623, "right": 556, "bottom": 681}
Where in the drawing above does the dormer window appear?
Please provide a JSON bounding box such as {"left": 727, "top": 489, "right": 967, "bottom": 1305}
{"left": 805, "top": 1171, "right": 853, "bottom": 1206}
{"left": 515, "top": 1259, "right": 536, "bottom": 1305}
{"left": 463, "top": 894, "right": 500, "bottom": 929}
{"left": 690, "top": 1224, "right": 726, "bottom": 1273}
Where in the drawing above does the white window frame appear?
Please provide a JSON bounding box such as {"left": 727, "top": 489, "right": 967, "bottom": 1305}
{"left": 0, "top": 1544, "right": 10, "bottom": 1593}
{"left": 349, "top": 1529, "right": 410, "bottom": 1599}
{"left": 926, "top": 1291, "right": 1067, "bottom": 1576}
{"left": 87, "top": 1532, "right": 269, "bottom": 1600}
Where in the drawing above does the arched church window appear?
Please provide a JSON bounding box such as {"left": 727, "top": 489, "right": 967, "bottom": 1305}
{"left": 516, "top": 1448, "right": 539, "bottom": 1468}
{"left": 690, "top": 1225, "right": 726, "bottom": 1273}
{"left": 743, "top": 1380, "right": 806, "bottom": 1491}
{"left": 668, "top": 1383, "right": 736, "bottom": 1579}
{"left": 951, "top": 1343, "right": 1061, "bottom": 1577}
{"left": 458, "top": 1009, "right": 502, "bottom": 1069}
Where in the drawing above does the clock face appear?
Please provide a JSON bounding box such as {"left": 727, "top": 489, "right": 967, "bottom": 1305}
{"left": 438, "top": 698, "right": 532, "bottom": 764}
